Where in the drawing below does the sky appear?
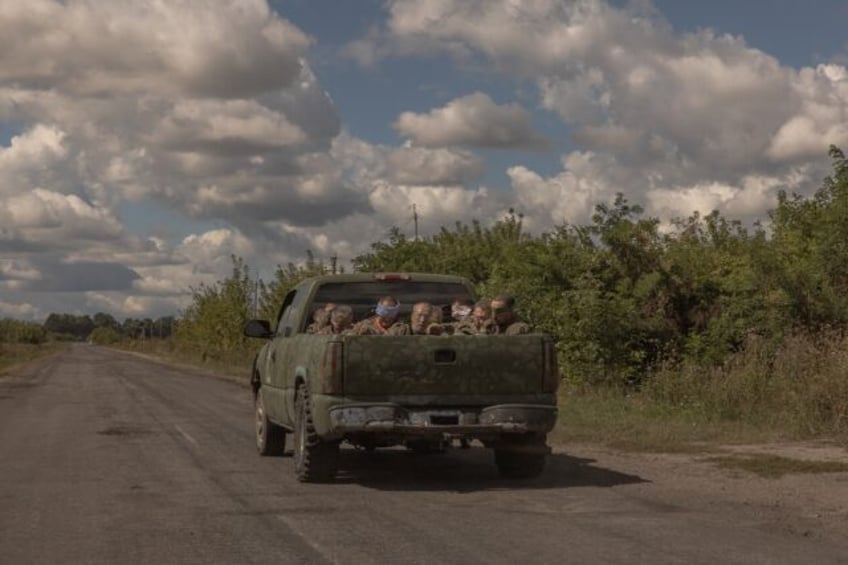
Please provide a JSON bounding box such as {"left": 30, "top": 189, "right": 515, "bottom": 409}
{"left": 1, "top": 0, "right": 847, "bottom": 321}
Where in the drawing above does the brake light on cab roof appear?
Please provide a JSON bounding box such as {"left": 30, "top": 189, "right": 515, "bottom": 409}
{"left": 374, "top": 273, "right": 411, "bottom": 281}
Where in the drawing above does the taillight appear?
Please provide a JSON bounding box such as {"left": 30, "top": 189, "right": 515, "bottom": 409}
{"left": 542, "top": 338, "right": 560, "bottom": 393}
{"left": 320, "top": 341, "right": 344, "bottom": 394}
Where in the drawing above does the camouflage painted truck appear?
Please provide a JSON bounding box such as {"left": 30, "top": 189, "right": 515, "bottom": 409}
{"left": 243, "top": 272, "right": 559, "bottom": 482}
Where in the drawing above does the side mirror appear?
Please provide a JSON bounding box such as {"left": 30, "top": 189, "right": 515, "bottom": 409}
{"left": 244, "top": 319, "right": 273, "bottom": 339}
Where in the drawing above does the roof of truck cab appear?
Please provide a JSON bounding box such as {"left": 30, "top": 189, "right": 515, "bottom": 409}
{"left": 298, "top": 272, "right": 474, "bottom": 286}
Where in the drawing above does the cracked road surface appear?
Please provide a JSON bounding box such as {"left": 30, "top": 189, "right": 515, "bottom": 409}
{"left": 2, "top": 345, "right": 847, "bottom": 564}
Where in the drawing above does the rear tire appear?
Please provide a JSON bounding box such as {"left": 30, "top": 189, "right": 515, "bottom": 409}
{"left": 255, "top": 388, "right": 286, "bottom": 456}
{"left": 293, "top": 384, "right": 339, "bottom": 482}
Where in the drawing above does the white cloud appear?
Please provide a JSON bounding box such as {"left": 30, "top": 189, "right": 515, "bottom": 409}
{"left": 0, "top": 0, "right": 311, "bottom": 97}
{"left": 359, "top": 0, "right": 848, "bottom": 179}
{"left": 647, "top": 170, "right": 810, "bottom": 223}
{"left": 177, "top": 228, "right": 257, "bottom": 272}
{"left": 0, "top": 258, "right": 40, "bottom": 282}
{"left": 330, "top": 133, "right": 484, "bottom": 186}
{"left": 1, "top": 189, "right": 123, "bottom": 248}
{"left": 0, "top": 1, "right": 356, "bottom": 319}
{"left": 353, "top": 0, "right": 845, "bottom": 229}
{"left": 0, "top": 300, "right": 40, "bottom": 320}
{"left": 0, "top": 1, "right": 344, "bottom": 229}
{"left": 386, "top": 146, "right": 484, "bottom": 185}
{"left": 767, "top": 64, "right": 848, "bottom": 161}
{"left": 394, "top": 92, "right": 548, "bottom": 149}
{"left": 154, "top": 99, "right": 307, "bottom": 154}
{"left": 0, "top": 125, "right": 75, "bottom": 198}
{"left": 508, "top": 151, "right": 619, "bottom": 230}
{"left": 0, "top": 124, "right": 67, "bottom": 175}
{"left": 369, "top": 181, "right": 495, "bottom": 226}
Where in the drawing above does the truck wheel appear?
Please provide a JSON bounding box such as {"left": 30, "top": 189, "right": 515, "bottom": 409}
{"left": 494, "top": 449, "right": 546, "bottom": 479}
{"left": 255, "top": 388, "right": 286, "bottom": 456}
{"left": 293, "top": 385, "right": 339, "bottom": 482}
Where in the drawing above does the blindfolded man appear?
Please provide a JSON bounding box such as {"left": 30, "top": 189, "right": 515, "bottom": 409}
{"left": 351, "top": 296, "right": 410, "bottom": 335}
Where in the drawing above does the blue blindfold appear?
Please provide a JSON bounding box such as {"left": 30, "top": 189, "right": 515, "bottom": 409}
{"left": 375, "top": 303, "right": 400, "bottom": 318}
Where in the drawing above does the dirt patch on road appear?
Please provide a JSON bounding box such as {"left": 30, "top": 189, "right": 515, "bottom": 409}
{"left": 561, "top": 441, "right": 848, "bottom": 544}
{"left": 97, "top": 424, "right": 155, "bottom": 437}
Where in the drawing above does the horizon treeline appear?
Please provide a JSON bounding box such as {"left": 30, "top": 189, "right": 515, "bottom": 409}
{"left": 0, "top": 313, "right": 176, "bottom": 345}
{"left": 15, "top": 146, "right": 848, "bottom": 387}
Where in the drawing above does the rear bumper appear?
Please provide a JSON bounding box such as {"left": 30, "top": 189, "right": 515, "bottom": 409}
{"left": 325, "top": 403, "right": 557, "bottom": 439}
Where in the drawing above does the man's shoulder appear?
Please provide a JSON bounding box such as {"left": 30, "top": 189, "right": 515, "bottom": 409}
{"left": 504, "top": 321, "right": 530, "bottom": 335}
{"left": 350, "top": 318, "right": 377, "bottom": 334}
{"left": 388, "top": 322, "right": 411, "bottom": 335}
{"left": 451, "top": 321, "right": 476, "bottom": 334}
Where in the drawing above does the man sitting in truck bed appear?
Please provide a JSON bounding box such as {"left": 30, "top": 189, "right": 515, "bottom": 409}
{"left": 317, "top": 305, "right": 354, "bottom": 335}
{"left": 410, "top": 302, "right": 442, "bottom": 335}
{"left": 350, "top": 296, "right": 411, "bottom": 335}
{"left": 452, "top": 300, "right": 497, "bottom": 335}
{"left": 491, "top": 294, "right": 530, "bottom": 335}
{"left": 306, "top": 303, "right": 336, "bottom": 334}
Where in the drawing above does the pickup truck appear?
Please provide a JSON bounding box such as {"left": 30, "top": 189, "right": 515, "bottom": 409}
{"left": 243, "top": 272, "right": 559, "bottom": 482}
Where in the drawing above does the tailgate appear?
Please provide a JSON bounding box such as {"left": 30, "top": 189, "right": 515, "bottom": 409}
{"left": 342, "top": 335, "right": 544, "bottom": 396}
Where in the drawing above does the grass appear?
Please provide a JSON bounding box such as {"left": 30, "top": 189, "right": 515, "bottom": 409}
{"left": 705, "top": 453, "right": 848, "bottom": 478}
{"left": 553, "top": 387, "right": 782, "bottom": 453}
{"left": 555, "top": 332, "right": 848, "bottom": 452}
{"left": 112, "top": 339, "right": 255, "bottom": 382}
{"left": 0, "top": 342, "right": 66, "bottom": 375}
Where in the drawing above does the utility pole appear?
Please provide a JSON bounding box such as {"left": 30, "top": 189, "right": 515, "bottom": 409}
{"left": 413, "top": 203, "right": 419, "bottom": 241}
{"left": 330, "top": 255, "right": 338, "bottom": 274}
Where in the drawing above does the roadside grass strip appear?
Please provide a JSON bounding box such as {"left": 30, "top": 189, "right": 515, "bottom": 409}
{"left": 0, "top": 343, "right": 66, "bottom": 376}
{"left": 705, "top": 453, "right": 848, "bottom": 478}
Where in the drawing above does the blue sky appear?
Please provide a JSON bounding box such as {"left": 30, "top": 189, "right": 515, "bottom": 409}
{"left": 1, "top": 0, "right": 847, "bottom": 320}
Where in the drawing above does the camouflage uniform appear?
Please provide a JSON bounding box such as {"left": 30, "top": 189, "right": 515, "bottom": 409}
{"left": 496, "top": 320, "right": 530, "bottom": 335}
{"left": 453, "top": 318, "right": 498, "bottom": 335}
{"left": 491, "top": 294, "right": 530, "bottom": 335}
{"left": 351, "top": 296, "right": 409, "bottom": 335}
{"left": 317, "top": 324, "right": 354, "bottom": 335}
{"left": 305, "top": 308, "right": 331, "bottom": 334}
{"left": 351, "top": 316, "right": 411, "bottom": 336}
{"left": 316, "top": 305, "right": 354, "bottom": 335}
{"left": 451, "top": 299, "right": 497, "bottom": 335}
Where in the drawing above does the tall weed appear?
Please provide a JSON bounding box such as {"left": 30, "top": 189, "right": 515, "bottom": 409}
{"left": 644, "top": 331, "right": 848, "bottom": 438}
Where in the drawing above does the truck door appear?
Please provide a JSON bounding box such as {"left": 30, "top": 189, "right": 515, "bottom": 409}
{"left": 264, "top": 289, "right": 297, "bottom": 422}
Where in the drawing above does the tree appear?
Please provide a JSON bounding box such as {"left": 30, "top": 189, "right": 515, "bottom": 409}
{"left": 769, "top": 145, "right": 848, "bottom": 329}
{"left": 88, "top": 326, "right": 122, "bottom": 345}
{"left": 175, "top": 256, "right": 256, "bottom": 358}
{"left": 259, "top": 251, "right": 331, "bottom": 325}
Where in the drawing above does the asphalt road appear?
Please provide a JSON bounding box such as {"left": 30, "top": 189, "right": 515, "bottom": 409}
{"left": 1, "top": 345, "right": 846, "bottom": 564}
